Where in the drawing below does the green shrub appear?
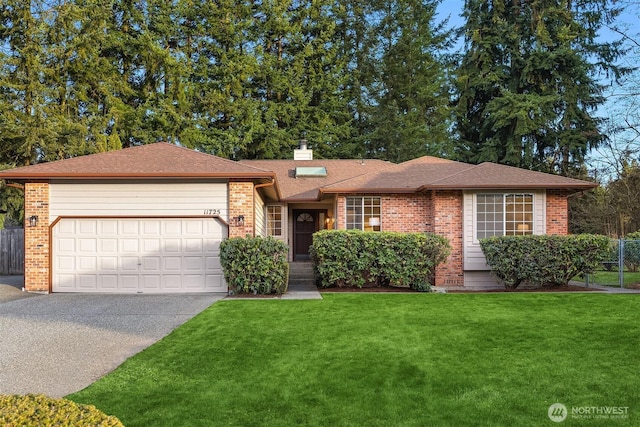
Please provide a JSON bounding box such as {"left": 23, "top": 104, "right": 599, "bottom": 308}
{"left": 310, "top": 230, "right": 450, "bottom": 292}
{"left": 0, "top": 394, "right": 123, "bottom": 426}
{"left": 480, "top": 234, "right": 611, "bottom": 289}
{"left": 220, "top": 235, "right": 289, "bottom": 294}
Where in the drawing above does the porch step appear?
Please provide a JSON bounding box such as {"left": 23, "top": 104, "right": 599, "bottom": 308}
{"left": 284, "top": 262, "right": 322, "bottom": 300}
{"left": 288, "top": 262, "right": 316, "bottom": 285}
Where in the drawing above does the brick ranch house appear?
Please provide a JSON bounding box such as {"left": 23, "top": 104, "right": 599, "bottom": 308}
{"left": 0, "top": 142, "right": 596, "bottom": 293}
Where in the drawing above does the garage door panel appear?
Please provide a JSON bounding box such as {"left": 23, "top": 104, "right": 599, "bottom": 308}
{"left": 120, "top": 238, "right": 139, "bottom": 253}
{"left": 56, "top": 274, "right": 76, "bottom": 290}
{"left": 120, "top": 275, "right": 139, "bottom": 289}
{"left": 205, "top": 275, "right": 224, "bottom": 291}
{"left": 99, "top": 276, "right": 118, "bottom": 289}
{"left": 57, "top": 256, "right": 75, "bottom": 270}
{"left": 184, "top": 239, "right": 203, "bottom": 252}
{"left": 205, "top": 257, "right": 222, "bottom": 270}
{"left": 120, "top": 256, "right": 139, "bottom": 271}
{"left": 100, "top": 239, "right": 118, "bottom": 253}
{"left": 163, "top": 221, "right": 182, "bottom": 235}
{"left": 184, "top": 221, "right": 203, "bottom": 235}
{"left": 53, "top": 218, "right": 227, "bottom": 293}
{"left": 204, "top": 239, "right": 221, "bottom": 252}
{"left": 141, "top": 256, "right": 161, "bottom": 272}
{"left": 141, "top": 275, "right": 161, "bottom": 289}
{"left": 163, "top": 257, "right": 182, "bottom": 270}
{"left": 163, "top": 275, "right": 182, "bottom": 289}
{"left": 57, "top": 220, "right": 76, "bottom": 234}
{"left": 57, "top": 238, "right": 76, "bottom": 253}
{"left": 120, "top": 221, "right": 139, "bottom": 235}
{"left": 78, "top": 220, "right": 97, "bottom": 234}
{"left": 184, "top": 257, "right": 204, "bottom": 271}
{"left": 99, "top": 220, "right": 118, "bottom": 235}
{"left": 184, "top": 275, "right": 205, "bottom": 288}
{"left": 142, "top": 238, "right": 161, "bottom": 252}
{"left": 78, "top": 256, "right": 97, "bottom": 271}
{"left": 79, "top": 239, "right": 97, "bottom": 253}
{"left": 163, "top": 239, "right": 181, "bottom": 252}
{"left": 100, "top": 257, "right": 118, "bottom": 271}
{"left": 77, "top": 274, "right": 97, "bottom": 289}
{"left": 142, "top": 220, "right": 161, "bottom": 235}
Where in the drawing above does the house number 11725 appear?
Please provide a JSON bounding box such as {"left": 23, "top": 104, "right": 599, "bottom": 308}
{"left": 204, "top": 209, "right": 221, "bottom": 215}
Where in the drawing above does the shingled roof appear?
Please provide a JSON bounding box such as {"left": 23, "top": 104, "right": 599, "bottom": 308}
{"left": 240, "top": 158, "right": 392, "bottom": 200}
{"left": 0, "top": 143, "right": 596, "bottom": 201}
{"left": 0, "top": 142, "right": 274, "bottom": 180}
{"left": 320, "top": 156, "right": 596, "bottom": 194}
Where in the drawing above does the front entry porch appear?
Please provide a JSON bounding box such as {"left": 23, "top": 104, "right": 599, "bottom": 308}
{"left": 292, "top": 209, "right": 327, "bottom": 261}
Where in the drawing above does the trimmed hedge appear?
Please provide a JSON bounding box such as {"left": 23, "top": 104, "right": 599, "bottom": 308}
{"left": 310, "top": 230, "right": 450, "bottom": 292}
{"left": 480, "top": 234, "right": 611, "bottom": 289}
{"left": 220, "top": 235, "right": 289, "bottom": 294}
{"left": 0, "top": 394, "right": 123, "bottom": 426}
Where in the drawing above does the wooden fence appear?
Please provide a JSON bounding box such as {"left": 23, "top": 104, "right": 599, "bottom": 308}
{"left": 0, "top": 228, "right": 24, "bottom": 275}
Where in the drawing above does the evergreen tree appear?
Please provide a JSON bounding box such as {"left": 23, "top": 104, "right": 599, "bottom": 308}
{"left": 243, "top": 0, "right": 352, "bottom": 159}
{"left": 0, "top": 0, "right": 54, "bottom": 165}
{"left": 454, "top": 0, "right": 629, "bottom": 175}
{"left": 365, "top": 0, "right": 453, "bottom": 162}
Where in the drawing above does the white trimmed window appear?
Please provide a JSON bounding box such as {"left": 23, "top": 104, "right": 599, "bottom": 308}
{"left": 476, "top": 193, "right": 533, "bottom": 239}
{"left": 346, "top": 197, "right": 381, "bottom": 231}
{"left": 266, "top": 205, "right": 282, "bottom": 236}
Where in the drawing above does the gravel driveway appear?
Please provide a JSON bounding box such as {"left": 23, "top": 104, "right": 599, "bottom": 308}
{"left": 0, "top": 277, "right": 225, "bottom": 397}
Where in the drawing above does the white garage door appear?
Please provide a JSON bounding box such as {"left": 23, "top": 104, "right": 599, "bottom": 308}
{"left": 53, "top": 218, "right": 227, "bottom": 293}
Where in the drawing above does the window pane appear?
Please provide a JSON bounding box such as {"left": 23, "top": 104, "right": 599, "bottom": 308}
{"left": 477, "top": 194, "right": 503, "bottom": 239}
{"left": 346, "top": 197, "right": 381, "bottom": 231}
{"left": 363, "top": 197, "right": 381, "bottom": 231}
{"left": 505, "top": 194, "right": 533, "bottom": 235}
{"left": 266, "top": 206, "right": 282, "bottom": 236}
{"left": 346, "top": 198, "right": 362, "bottom": 230}
{"left": 477, "top": 193, "right": 533, "bottom": 238}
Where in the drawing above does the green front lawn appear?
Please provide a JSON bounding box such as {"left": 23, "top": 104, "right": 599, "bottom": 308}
{"left": 69, "top": 294, "right": 640, "bottom": 426}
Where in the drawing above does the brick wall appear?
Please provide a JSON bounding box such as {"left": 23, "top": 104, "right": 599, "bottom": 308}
{"left": 381, "top": 194, "right": 430, "bottom": 232}
{"left": 546, "top": 190, "right": 569, "bottom": 235}
{"left": 336, "top": 196, "right": 346, "bottom": 230}
{"left": 24, "top": 181, "right": 50, "bottom": 292}
{"left": 228, "top": 181, "right": 255, "bottom": 238}
{"left": 432, "top": 190, "right": 464, "bottom": 287}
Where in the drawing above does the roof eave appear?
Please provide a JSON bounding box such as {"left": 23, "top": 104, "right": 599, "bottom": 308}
{"left": 418, "top": 183, "right": 598, "bottom": 191}
{"left": 0, "top": 172, "right": 277, "bottom": 180}
{"left": 320, "top": 187, "right": 420, "bottom": 195}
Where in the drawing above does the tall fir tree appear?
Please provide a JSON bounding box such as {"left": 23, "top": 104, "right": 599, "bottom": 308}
{"left": 454, "top": 0, "right": 629, "bottom": 175}
{"left": 365, "top": 0, "right": 453, "bottom": 162}
{"left": 0, "top": 0, "right": 55, "bottom": 165}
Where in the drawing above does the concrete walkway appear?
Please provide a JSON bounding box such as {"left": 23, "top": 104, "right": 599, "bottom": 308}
{"left": 0, "top": 276, "right": 225, "bottom": 398}
{"left": 281, "top": 281, "right": 323, "bottom": 300}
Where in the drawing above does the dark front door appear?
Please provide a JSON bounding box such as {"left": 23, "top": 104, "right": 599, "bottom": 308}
{"left": 294, "top": 210, "right": 318, "bottom": 261}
